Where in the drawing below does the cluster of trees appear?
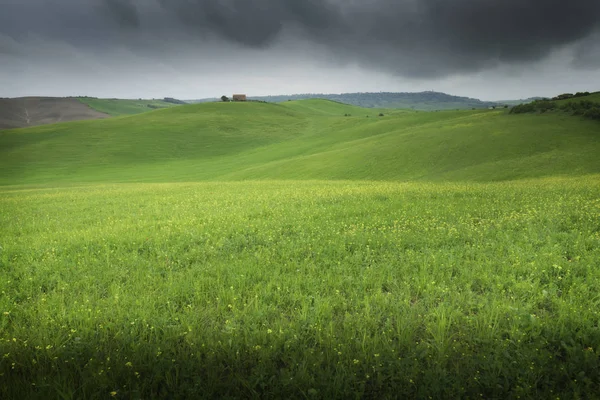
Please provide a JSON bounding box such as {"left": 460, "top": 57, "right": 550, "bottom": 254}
{"left": 551, "top": 92, "right": 591, "bottom": 101}
{"left": 510, "top": 98, "right": 600, "bottom": 121}
{"left": 163, "top": 97, "right": 187, "bottom": 105}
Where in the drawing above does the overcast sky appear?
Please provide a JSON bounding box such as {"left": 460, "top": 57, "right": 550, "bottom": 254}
{"left": 1, "top": 0, "right": 599, "bottom": 101}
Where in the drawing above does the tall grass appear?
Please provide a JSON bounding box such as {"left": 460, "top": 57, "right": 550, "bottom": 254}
{"left": 2, "top": 178, "right": 600, "bottom": 398}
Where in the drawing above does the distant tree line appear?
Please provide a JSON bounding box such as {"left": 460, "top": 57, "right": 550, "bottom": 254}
{"left": 245, "top": 92, "right": 500, "bottom": 111}
{"left": 551, "top": 92, "right": 591, "bottom": 101}
{"left": 510, "top": 94, "right": 600, "bottom": 121}
{"left": 163, "top": 97, "right": 187, "bottom": 105}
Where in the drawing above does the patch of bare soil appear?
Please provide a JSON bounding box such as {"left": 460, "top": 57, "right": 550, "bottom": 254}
{"left": 0, "top": 97, "right": 109, "bottom": 130}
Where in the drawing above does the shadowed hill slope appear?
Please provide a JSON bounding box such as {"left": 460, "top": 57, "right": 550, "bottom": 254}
{"left": 0, "top": 97, "right": 109, "bottom": 130}
{"left": 1, "top": 100, "right": 599, "bottom": 185}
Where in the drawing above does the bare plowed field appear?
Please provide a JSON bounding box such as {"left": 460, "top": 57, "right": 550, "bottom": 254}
{"left": 0, "top": 97, "right": 109, "bottom": 130}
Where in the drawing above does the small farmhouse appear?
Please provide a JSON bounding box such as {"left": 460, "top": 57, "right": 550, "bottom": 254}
{"left": 233, "top": 94, "right": 247, "bottom": 102}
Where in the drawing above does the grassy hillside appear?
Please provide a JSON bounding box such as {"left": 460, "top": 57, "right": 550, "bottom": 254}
{"left": 1, "top": 99, "right": 599, "bottom": 186}
{"left": 78, "top": 97, "right": 183, "bottom": 116}
{"left": 2, "top": 98, "right": 600, "bottom": 398}
{"left": 279, "top": 99, "right": 385, "bottom": 115}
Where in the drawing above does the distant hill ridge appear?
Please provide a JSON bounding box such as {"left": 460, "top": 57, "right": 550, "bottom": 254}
{"left": 189, "top": 91, "right": 501, "bottom": 110}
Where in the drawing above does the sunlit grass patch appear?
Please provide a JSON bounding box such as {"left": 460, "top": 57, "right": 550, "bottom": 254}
{"left": 1, "top": 177, "right": 600, "bottom": 398}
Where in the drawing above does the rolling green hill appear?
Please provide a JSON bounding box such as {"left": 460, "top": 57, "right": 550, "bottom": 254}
{"left": 77, "top": 97, "right": 183, "bottom": 116}
{"left": 2, "top": 97, "right": 600, "bottom": 399}
{"left": 1, "top": 99, "right": 599, "bottom": 186}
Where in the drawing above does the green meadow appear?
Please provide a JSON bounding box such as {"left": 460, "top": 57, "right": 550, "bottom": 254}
{"left": 2, "top": 100, "right": 600, "bottom": 186}
{"left": 1, "top": 99, "right": 600, "bottom": 398}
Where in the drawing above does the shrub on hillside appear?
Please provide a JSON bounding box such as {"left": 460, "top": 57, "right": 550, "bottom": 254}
{"left": 537, "top": 100, "right": 557, "bottom": 112}
{"left": 575, "top": 92, "right": 591, "bottom": 98}
{"left": 583, "top": 107, "right": 600, "bottom": 120}
{"left": 560, "top": 100, "right": 595, "bottom": 115}
{"left": 552, "top": 92, "right": 591, "bottom": 101}
{"left": 552, "top": 93, "right": 574, "bottom": 101}
{"left": 510, "top": 100, "right": 557, "bottom": 114}
{"left": 510, "top": 103, "right": 535, "bottom": 114}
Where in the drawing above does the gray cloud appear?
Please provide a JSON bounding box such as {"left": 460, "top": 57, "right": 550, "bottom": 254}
{"left": 100, "top": 0, "right": 600, "bottom": 77}
{"left": 102, "top": 0, "right": 140, "bottom": 28}
{"left": 1, "top": 0, "right": 599, "bottom": 80}
{"left": 571, "top": 31, "right": 600, "bottom": 68}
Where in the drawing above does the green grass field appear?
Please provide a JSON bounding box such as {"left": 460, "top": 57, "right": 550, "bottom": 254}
{"left": 1, "top": 99, "right": 600, "bottom": 398}
{"left": 78, "top": 98, "right": 182, "bottom": 117}
{"left": 2, "top": 100, "right": 599, "bottom": 186}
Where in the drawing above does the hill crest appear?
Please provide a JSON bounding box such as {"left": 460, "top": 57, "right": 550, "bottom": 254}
{"left": 189, "top": 91, "right": 501, "bottom": 110}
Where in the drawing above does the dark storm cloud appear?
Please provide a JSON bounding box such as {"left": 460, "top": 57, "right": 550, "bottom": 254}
{"left": 102, "top": 0, "right": 140, "bottom": 28}
{"left": 2, "top": 0, "right": 600, "bottom": 77}
{"left": 100, "top": 0, "right": 600, "bottom": 75}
